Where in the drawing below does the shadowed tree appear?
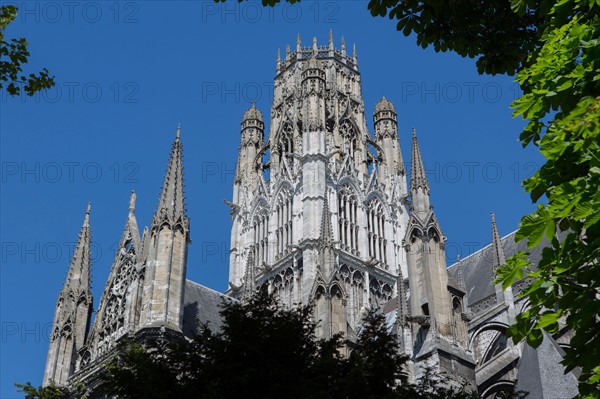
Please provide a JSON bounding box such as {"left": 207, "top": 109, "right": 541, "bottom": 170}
{"left": 19, "top": 291, "right": 529, "bottom": 398}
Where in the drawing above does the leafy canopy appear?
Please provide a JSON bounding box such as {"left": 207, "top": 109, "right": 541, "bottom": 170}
{"left": 1, "top": 5, "right": 54, "bottom": 96}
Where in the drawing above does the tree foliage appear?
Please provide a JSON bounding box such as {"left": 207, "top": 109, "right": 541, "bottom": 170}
{"left": 366, "top": 0, "right": 550, "bottom": 75}
{"left": 1, "top": 5, "right": 54, "bottom": 96}
{"left": 96, "top": 292, "right": 481, "bottom": 399}
{"left": 15, "top": 382, "right": 71, "bottom": 399}
{"left": 18, "top": 292, "right": 529, "bottom": 398}
{"left": 495, "top": 2, "right": 600, "bottom": 397}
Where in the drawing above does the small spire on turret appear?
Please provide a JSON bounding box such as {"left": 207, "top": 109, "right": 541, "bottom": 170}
{"left": 85, "top": 202, "right": 91, "bottom": 225}
{"left": 176, "top": 123, "right": 181, "bottom": 140}
{"left": 241, "top": 249, "right": 256, "bottom": 301}
{"left": 457, "top": 255, "right": 466, "bottom": 290}
{"left": 353, "top": 43, "right": 358, "bottom": 65}
{"left": 276, "top": 48, "right": 281, "bottom": 73}
{"left": 341, "top": 36, "right": 346, "bottom": 57}
{"left": 319, "top": 194, "right": 336, "bottom": 280}
{"left": 285, "top": 44, "right": 291, "bottom": 60}
{"left": 410, "top": 128, "right": 430, "bottom": 194}
{"left": 328, "top": 29, "right": 334, "bottom": 49}
{"left": 153, "top": 126, "right": 187, "bottom": 228}
{"left": 491, "top": 212, "right": 506, "bottom": 271}
{"left": 320, "top": 194, "right": 334, "bottom": 246}
{"left": 296, "top": 33, "right": 301, "bottom": 52}
{"left": 312, "top": 36, "right": 318, "bottom": 54}
{"left": 65, "top": 203, "right": 92, "bottom": 292}
{"left": 129, "top": 190, "right": 136, "bottom": 214}
{"left": 396, "top": 267, "right": 409, "bottom": 327}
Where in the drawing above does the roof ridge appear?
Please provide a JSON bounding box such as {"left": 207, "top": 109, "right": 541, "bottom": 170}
{"left": 447, "top": 229, "right": 518, "bottom": 270}
{"left": 185, "top": 279, "right": 232, "bottom": 298}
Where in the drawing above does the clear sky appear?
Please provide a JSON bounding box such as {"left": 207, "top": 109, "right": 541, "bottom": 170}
{"left": 0, "top": 1, "right": 543, "bottom": 397}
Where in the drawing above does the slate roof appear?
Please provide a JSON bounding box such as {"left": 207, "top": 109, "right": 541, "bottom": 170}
{"left": 515, "top": 333, "right": 579, "bottom": 399}
{"left": 182, "top": 280, "right": 236, "bottom": 337}
{"left": 447, "top": 231, "right": 549, "bottom": 308}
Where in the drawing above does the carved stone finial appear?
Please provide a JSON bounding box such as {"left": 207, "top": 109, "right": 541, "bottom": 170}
{"left": 129, "top": 190, "right": 136, "bottom": 214}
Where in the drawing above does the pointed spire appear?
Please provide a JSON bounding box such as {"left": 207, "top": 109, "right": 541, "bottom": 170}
{"left": 353, "top": 43, "right": 358, "bottom": 65}
{"left": 457, "top": 255, "right": 466, "bottom": 290}
{"left": 296, "top": 33, "right": 301, "bottom": 52}
{"left": 154, "top": 127, "right": 187, "bottom": 226}
{"left": 65, "top": 203, "right": 92, "bottom": 292}
{"left": 410, "top": 128, "right": 430, "bottom": 194}
{"left": 320, "top": 194, "right": 336, "bottom": 280}
{"left": 328, "top": 29, "right": 334, "bottom": 49}
{"left": 491, "top": 212, "right": 506, "bottom": 271}
{"left": 277, "top": 48, "right": 281, "bottom": 69}
{"left": 341, "top": 36, "right": 346, "bottom": 57}
{"left": 396, "top": 268, "right": 409, "bottom": 327}
{"left": 286, "top": 44, "right": 291, "bottom": 60}
{"left": 241, "top": 249, "right": 256, "bottom": 301}
{"left": 124, "top": 191, "right": 141, "bottom": 246}
{"left": 320, "top": 194, "right": 334, "bottom": 247}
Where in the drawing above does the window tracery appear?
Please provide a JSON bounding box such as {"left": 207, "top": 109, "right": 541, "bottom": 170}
{"left": 339, "top": 120, "right": 357, "bottom": 155}
{"left": 367, "top": 199, "right": 387, "bottom": 268}
{"left": 338, "top": 186, "right": 359, "bottom": 254}
{"left": 274, "top": 189, "right": 293, "bottom": 259}
{"left": 253, "top": 205, "right": 269, "bottom": 266}
{"left": 93, "top": 238, "right": 137, "bottom": 356}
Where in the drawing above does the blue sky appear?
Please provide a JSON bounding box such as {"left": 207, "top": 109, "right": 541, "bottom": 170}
{"left": 0, "top": 1, "right": 543, "bottom": 397}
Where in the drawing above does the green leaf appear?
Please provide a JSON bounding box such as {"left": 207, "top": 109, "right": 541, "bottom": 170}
{"left": 538, "top": 310, "right": 561, "bottom": 331}
{"left": 516, "top": 207, "right": 555, "bottom": 247}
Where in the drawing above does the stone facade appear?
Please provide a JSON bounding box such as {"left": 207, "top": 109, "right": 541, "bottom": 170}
{"left": 43, "top": 34, "right": 578, "bottom": 398}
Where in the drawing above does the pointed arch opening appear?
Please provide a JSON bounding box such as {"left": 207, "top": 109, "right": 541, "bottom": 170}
{"left": 366, "top": 198, "right": 387, "bottom": 268}
{"left": 273, "top": 187, "right": 293, "bottom": 260}
{"left": 337, "top": 185, "right": 359, "bottom": 255}
{"left": 252, "top": 203, "right": 270, "bottom": 267}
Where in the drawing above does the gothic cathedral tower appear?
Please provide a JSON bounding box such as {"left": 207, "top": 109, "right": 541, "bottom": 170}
{"left": 228, "top": 33, "right": 404, "bottom": 336}
{"left": 228, "top": 33, "right": 474, "bottom": 381}
{"left": 44, "top": 129, "right": 190, "bottom": 386}
{"left": 228, "top": 33, "right": 411, "bottom": 339}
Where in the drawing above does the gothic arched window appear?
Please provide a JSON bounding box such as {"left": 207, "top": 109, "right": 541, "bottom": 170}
{"left": 338, "top": 186, "right": 359, "bottom": 254}
{"left": 253, "top": 205, "right": 269, "bottom": 266}
{"left": 274, "top": 188, "right": 293, "bottom": 259}
{"left": 278, "top": 122, "right": 294, "bottom": 156}
{"left": 367, "top": 199, "right": 387, "bottom": 268}
{"left": 339, "top": 120, "right": 357, "bottom": 155}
